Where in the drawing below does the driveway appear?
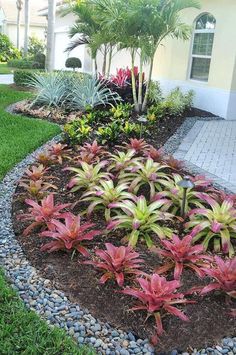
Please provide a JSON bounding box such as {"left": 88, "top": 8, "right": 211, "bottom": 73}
{"left": 174, "top": 120, "right": 236, "bottom": 193}
{"left": 0, "top": 74, "right": 14, "bottom": 85}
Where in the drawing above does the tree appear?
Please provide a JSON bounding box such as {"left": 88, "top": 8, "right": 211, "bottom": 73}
{"left": 46, "top": 0, "right": 56, "bottom": 72}
{"left": 24, "top": 0, "right": 30, "bottom": 56}
{"left": 16, "top": 0, "right": 23, "bottom": 50}
{"left": 92, "top": 0, "right": 200, "bottom": 113}
{"left": 65, "top": 1, "right": 115, "bottom": 77}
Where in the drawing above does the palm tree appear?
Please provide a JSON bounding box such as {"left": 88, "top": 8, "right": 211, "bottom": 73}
{"left": 23, "top": 0, "right": 30, "bottom": 56}
{"left": 93, "top": 0, "right": 200, "bottom": 113}
{"left": 16, "top": 0, "right": 23, "bottom": 50}
{"left": 46, "top": 0, "right": 56, "bottom": 72}
{"left": 65, "top": 1, "right": 115, "bottom": 77}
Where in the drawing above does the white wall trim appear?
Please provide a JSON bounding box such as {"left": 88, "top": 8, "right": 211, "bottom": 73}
{"left": 154, "top": 78, "right": 235, "bottom": 120}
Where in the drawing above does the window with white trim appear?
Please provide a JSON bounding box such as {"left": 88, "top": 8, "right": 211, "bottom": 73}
{"left": 190, "top": 13, "right": 216, "bottom": 82}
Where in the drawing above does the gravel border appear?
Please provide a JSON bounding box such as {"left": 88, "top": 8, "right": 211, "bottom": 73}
{"left": 0, "top": 131, "right": 235, "bottom": 355}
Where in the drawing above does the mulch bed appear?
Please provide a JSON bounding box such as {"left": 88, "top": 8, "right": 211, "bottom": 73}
{"left": 12, "top": 142, "right": 236, "bottom": 353}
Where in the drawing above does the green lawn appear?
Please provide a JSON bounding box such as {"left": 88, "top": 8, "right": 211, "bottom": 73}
{"left": 0, "top": 270, "right": 94, "bottom": 354}
{"left": 0, "top": 84, "right": 60, "bottom": 180}
{"left": 0, "top": 85, "right": 94, "bottom": 354}
{"left": 0, "top": 63, "right": 13, "bottom": 74}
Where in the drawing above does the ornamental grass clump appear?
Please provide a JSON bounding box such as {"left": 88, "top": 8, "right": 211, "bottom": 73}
{"left": 19, "top": 194, "right": 70, "bottom": 236}
{"left": 200, "top": 256, "right": 236, "bottom": 298}
{"left": 82, "top": 180, "right": 133, "bottom": 221}
{"left": 153, "top": 235, "right": 212, "bottom": 280}
{"left": 119, "top": 158, "right": 169, "bottom": 198}
{"left": 66, "top": 160, "right": 112, "bottom": 193}
{"left": 107, "top": 195, "right": 173, "bottom": 248}
{"left": 85, "top": 243, "right": 144, "bottom": 286}
{"left": 186, "top": 194, "right": 236, "bottom": 256}
{"left": 122, "top": 273, "right": 193, "bottom": 337}
{"left": 41, "top": 213, "right": 101, "bottom": 257}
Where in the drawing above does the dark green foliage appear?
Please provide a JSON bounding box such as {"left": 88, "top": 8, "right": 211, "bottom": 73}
{"left": 14, "top": 70, "right": 45, "bottom": 87}
{"left": 8, "top": 58, "right": 35, "bottom": 69}
{"left": 65, "top": 57, "right": 82, "bottom": 70}
{"left": 0, "top": 34, "right": 20, "bottom": 62}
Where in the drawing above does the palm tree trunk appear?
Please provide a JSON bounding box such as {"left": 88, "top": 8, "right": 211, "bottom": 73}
{"left": 16, "top": 0, "right": 23, "bottom": 50}
{"left": 102, "top": 44, "right": 107, "bottom": 76}
{"left": 94, "top": 58, "right": 98, "bottom": 77}
{"left": 24, "top": 0, "right": 30, "bottom": 57}
{"left": 106, "top": 44, "right": 113, "bottom": 77}
{"left": 46, "top": 0, "right": 56, "bottom": 72}
{"left": 142, "top": 55, "right": 154, "bottom": 112}
{"left": 131, "top": 49, "right": 138, "bottom": 112}
{"left": 138, "top": 52, "right": 143, "bottom": 113}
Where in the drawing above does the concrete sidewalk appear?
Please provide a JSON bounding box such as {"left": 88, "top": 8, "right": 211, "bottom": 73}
{"left": 0, "top": 74, "right": 14, "bottom": 85}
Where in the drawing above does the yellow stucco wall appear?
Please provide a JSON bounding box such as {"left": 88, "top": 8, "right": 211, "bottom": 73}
{"left": 153, "top": 0, "right": 236, "bottom": 91}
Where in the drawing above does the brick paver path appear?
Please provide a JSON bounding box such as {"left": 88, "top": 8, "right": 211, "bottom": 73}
{"left": 174, "top": 120, "right": 236, "bottom": 193}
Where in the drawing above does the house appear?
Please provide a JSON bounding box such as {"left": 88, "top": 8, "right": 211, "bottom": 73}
{"left": 40, "top": 0, "right": 236, "bottom": 120}
{"left": 0, "top": 0, "right": 47, "bottom": 48}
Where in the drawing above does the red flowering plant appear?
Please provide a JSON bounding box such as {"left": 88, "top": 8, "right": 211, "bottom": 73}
{"left": 122, "top": 273, "right": 193, "bottom": 337}
{"left": 123, "top": 139, "right": 150, "bottom": 155}
{"left": 145, "top": 147, "right": 165, "bottom": 163}
{"left": 84, "top": 243, "right": 144, "bottom": 286}
{"left": 200, "top": 256, "right": 236, "bottom": 299}
{"left": 152, "top": 235, "right": 212, "bottom": 280}
{"left": 19, "top": 193, "right": 70, "bottom": 236}
{"left": 41, "top": 213, "right": 101, "bottom": 257}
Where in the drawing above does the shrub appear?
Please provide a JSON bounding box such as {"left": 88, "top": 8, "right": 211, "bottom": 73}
{"left": 14, "top": 69, "right": 44, "bottom": 87}
{"left": 8, "top": 58, "right": 35, "bottom": 69}
{"left": 65, "top": 57, "right": 82, "bottom": 71}
{"left": 0, "top": 34, "right": 20, "bottom": 62}
{"left": 84, "top": 243, "right": 144, "bottom": 286}
{"left": 28, "top": 36, "right": 45, "bottom": 57}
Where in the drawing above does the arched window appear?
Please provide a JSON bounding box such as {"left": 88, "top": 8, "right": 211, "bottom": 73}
{"left": 190, "top": 13, "right": 216, "bottom": 82}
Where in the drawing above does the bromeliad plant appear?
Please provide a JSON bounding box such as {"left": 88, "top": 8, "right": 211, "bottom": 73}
{"left": 186, "top": 194, "right": 236, "bottom": 256}
{"left": 21, "top": 164, "right": 53, "bottom": 182}
{"left": 158, "top": 173, "right": 205, "bottom": 215}
{"left": 200, "top": 256, "right": 236, "bottom": 298}
{"left": 82, "top": 180, "right": 133, "bottom": 221}
{"left": 107, "top": 195, "right": 173, "bottom": 248}
{"left": 122, "top": 273, "right": 193, "bottom": 337}
{"left": 75, "top": 140, "right": 107, "bottom": 164}
{"left": 119, "top": 158, "right": 169, "bottom": 198}
{"left": 19, "top": 180, "right": 58, "bottom": 200}
{"left": 84, "top": 243, "right": 144, "bottom": 286}
{"left": 153, "top": 235, "right": 212, "bottom": 280}
{"left": 48, "top": 143, "right": 71, "bottom": 165}
{"left": 108, "top": 149, "right": 141, "bottom": 173}
{"left": 66, "top": 160, "right": 112, "bottom": 193}
{"left": 19, "top": 194, "right": 70, "bottom": 236}
{"left": 145, "top": 147, "right": 165, "bottom": 163}
{"left": 41, "top": 213, "right": 101, "bottom": 257}
{"left": 123, "top": 138, "right": 150, "bottom": 155}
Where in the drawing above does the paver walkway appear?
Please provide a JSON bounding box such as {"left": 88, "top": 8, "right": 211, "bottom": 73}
{"left": 0, "top": 74, "right": 14, "bottom": 84}
{"left": 174, "top": 120, "right": 236, "bottom": 193}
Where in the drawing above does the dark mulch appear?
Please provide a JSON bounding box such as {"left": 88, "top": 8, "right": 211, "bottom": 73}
{"left": 12, "top": 147, "right": 236, "bottom": 353}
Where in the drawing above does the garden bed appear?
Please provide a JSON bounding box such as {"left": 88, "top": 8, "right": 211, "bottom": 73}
{"left": 12, "top": 141, "right": 236, "bottom": 353}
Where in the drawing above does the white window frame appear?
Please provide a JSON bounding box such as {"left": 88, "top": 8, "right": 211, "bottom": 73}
{"left": 188, "top": 13, "right": 216, "bottom": 83}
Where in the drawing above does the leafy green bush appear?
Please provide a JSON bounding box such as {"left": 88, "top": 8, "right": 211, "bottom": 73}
{"left": 148, "top": 80, "right": 163, "bottom": 104}
{"left": 0, "top": 34, "right": 20, "bottom": 62}
{"left": 65, "top": 57, "right": 82, "bottom": 70}
{"left": 14, "top": 70, "right": 45, "bottom": 87}
{"left": 28, "top": 36, "right": 46, "bottom": 57}
{"left": 147, "top": 87, "right": 195, "bottom": 121}
{"left": 8, "top": 58, "right": 35, "bottom": 69}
